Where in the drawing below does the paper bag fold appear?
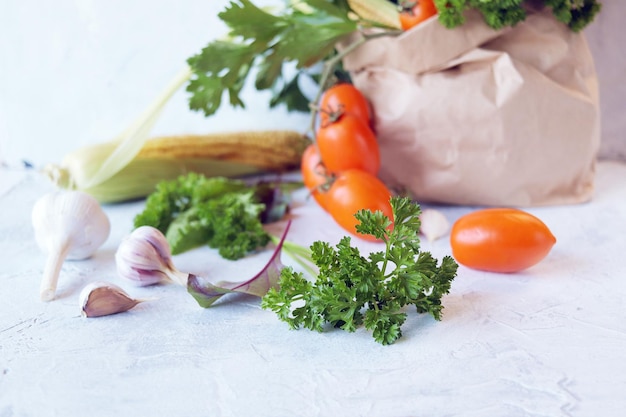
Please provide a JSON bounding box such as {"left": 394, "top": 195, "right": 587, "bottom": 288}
{"left": 341, "top": 9, "right": 600, "bottom": 206}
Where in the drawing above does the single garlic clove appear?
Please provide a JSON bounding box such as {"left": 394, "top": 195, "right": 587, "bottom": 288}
{"left": 419, "top": 208, "right": 450, "bottom": 242}
{"left": 115, "top": 226, "right": 186, "bottom": 286}
{"left": 79, "top": 281, "right": 143, "bottom": 318}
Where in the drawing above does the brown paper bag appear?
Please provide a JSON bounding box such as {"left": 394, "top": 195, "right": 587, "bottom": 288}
{"left": 340, "top": 9, "right": 601, "bottom": 206}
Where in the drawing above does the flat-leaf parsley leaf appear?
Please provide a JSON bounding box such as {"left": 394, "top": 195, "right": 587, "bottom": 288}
{"left": 186, "top": 0, "right": 357, "bottom": 117}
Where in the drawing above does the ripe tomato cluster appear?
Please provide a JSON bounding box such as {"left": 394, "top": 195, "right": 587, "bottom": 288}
{"left": 399, "top": 0, "right": 438, "bottom": 31}
{"left": 300, "top": 77, "right": 557, "bottom": 275}
{"left": 301, "top": 83, "right": 393, "bottom": 242}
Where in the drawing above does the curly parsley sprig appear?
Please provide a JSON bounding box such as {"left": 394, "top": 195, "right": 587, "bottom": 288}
{"left": 262, "top": 196, "right": 459, "bottom": 345}
{"left": 133, "top": 173, "right": 295, "bottom": 260}
{"left": 434, "top": 0, "right": 601, "bottom": 31}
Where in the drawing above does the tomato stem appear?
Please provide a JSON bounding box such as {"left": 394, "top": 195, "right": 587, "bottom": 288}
{"left": 305, "top": 29, "right": 402, "bottom": 139}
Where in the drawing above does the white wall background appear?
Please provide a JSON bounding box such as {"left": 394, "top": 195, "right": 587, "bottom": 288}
{"left": 0, "top": 0, "right": 623, "bottom": 169}
{"left": 584, "top": 0, "right": 626, "bottom": 161}
{"left": 0, "top": 0, "right": 310, "bottom": 169}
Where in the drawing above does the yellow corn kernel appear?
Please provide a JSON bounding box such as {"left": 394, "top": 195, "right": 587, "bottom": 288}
{"left": 138, "top": 130, "right": 309, "bottom": 170}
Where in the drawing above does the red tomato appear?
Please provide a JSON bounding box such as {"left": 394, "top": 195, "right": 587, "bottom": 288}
{"left": 399, "top": 0, "right": 438, "bottom": 31}
{"left": 325, "top": 169, "right": 393, "bottom": 242}
{"left": 319, "top": 83, "right": 371, "bottom": 127}
{"left": 450, "top": 208, "right": 557, "bottom": 273}
{"left": 316, "top": 113, "right": 380, "bottom": 176}
{"left": 300, "top": 144, "right": 330, "bottom": 209}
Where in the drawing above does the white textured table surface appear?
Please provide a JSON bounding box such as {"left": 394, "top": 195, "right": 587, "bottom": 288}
{"left": 2, "top": 1, "right": 626, "bottom": 416}
{"left": 1, "top": 160, "right": 626, "bottom": 417}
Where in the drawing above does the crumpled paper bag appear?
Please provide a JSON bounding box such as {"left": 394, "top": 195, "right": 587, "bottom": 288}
{"left": 340, "top": 9, "right": 600, "bottom": 206}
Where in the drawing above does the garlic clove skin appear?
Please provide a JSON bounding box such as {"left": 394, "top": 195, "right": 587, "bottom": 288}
{"left": 419, "top": 208, "right": 450, "bottom": 242}
{"left": 115, "top": 226, "right": 188, "bottom": 286}
{"left": 116, "top": 261, "right": 169, "bottom": 287}
{"left": 32, "top": 190, "right": 111, "bottom": 301}
{"left": 79, "top": 281, "right": 142, "bottom": 318}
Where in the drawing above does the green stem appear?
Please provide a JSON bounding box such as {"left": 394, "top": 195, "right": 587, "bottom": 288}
{"left": 270, "top": 235, "right": 318, "bottom": 279}
{"left": 305, "top": 29, "right": 402, "bottom": 138}
{"left": 380, "top": 237, "right": 392, "bottom": 279}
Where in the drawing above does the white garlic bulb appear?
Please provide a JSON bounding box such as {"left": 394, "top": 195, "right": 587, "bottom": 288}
{"left": 32, "top": 190, "right": 111, "bottom": 301}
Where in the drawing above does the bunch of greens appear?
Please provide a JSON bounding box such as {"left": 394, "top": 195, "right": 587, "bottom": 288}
{"left": 434, "top": 0, "right": 601, "bottom": 31}
{"left": 133, "top": 173, "right": 293, "bottom": 260}
{"left": 186, "top": 0, "right": 359, "bottom": 119}
{"left": 261, "top": 196, "right": 459, "bottom": 345}
{"left": 185, "top": 0, "right": 601, "bottom": 121}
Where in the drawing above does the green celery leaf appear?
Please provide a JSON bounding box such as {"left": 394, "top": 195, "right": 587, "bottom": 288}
{"left": 255, "top": 50, "right": 284, "bottom": 90}
{"left": 186, "top": 0, "right": 356, "bottom": 117}
{"left": 301, "top": 0, "right": 351, "bottom": 19}
{"left": 273, "top": 17, "right": 356, "bottom": 68}
{"left": 186, "top": 73, "right": 226, "bottom": 116}
{"left": 186, "top": 40, "right": 259, "bottom": 116}
{"left": 269, "top": 72, "right": 312, "bottom": 112}
{"left": 218, "top": 0, "right": 287, "bottom": 42}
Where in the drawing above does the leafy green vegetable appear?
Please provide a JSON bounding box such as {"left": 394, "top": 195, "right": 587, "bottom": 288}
{"left": 543, "top": 0, "right": 602, "bottom": 32}
{"left": 187, "top": 220, "right": 292, "bottom": 307}
{"left": 133, "top": 173, "right": 294, "bottom": 260}
{"left": 165, "top": 191, "right": 269, "bottom": 258}
{"left": 261, "top": 196, "right": 459, "bottom": 345}
{"left": 185, "top": 0, "right": 600, "bottom": 121}
{"left": 186, "top": 0, "right": 358, "bottom": 117}
{"left": 134, "top": 173, "right": 247, "bottom": 232}
{"left": 434, "top": 0, "right": 601, "bottom": 31}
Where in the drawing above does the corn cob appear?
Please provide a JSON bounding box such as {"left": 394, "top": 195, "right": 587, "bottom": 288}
{"left": 138, "top": 130, "right": 308, "bottom": 169}
{"left": 347, "top": 0, "right": 402, "bottom": 29}
{"left": 43, "top": 130, "right": 310, "bottom": 204}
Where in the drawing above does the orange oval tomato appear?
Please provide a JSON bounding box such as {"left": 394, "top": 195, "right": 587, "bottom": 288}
{"left": 316, "top": 113, "right": 380, "bottom": 176}
{"left": 319, "top": 83, "right": 371, "bottom": 127}
{"left": 399, "top": 0, "right": 438, "bottom": 31}
{"left": 450, "top": 208, "right": 557, "bottom": 273}
{"left": 300, "top": 144, "right": 330, "bottom": 209}
{"left": 325, "top": 169, "right": 393, "bottom": 242}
